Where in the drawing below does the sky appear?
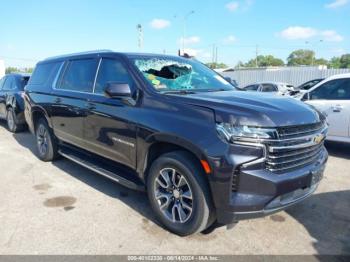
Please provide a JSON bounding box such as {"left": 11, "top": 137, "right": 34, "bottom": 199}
{"left": 0, "top": 0, "right": 349, "bottom": 68}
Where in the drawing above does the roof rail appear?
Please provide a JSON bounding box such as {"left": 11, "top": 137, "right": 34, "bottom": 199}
{"left": 44, "top": 50, "right": 113, "bottom": 60}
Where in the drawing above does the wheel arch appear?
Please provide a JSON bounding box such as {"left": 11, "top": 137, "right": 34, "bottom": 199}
{"left": 31, "top": 106, "right": 52, "bottom": 131}
{"left": 140, "top": 133, "right": 211, "bottom": 183}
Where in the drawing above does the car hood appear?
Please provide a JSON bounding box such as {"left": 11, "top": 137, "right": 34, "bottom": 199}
{"left": 174, "top": 91, "right": 321, "bottom": 127}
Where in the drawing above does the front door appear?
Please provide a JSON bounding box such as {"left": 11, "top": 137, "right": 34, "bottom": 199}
{"left": 307, "top": 78, "right": 350, "bottom": 138}
{"left": 83, "top": 57, "right": 137, "bottom": 169}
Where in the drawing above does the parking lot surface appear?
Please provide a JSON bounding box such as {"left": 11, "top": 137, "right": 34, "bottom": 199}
{"left": 0, "top": 122, "right": 349, "bottom": 255}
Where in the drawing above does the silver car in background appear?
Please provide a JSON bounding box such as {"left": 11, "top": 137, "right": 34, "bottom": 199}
{"left": 242, "top": 82, "right": 299, "bottom": 96}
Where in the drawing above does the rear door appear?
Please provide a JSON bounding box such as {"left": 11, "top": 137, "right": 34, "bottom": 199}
{"left": 307, "top": 78, "right": 350, "bottom": 138}
{"left": 51, "top": 58, "right": 98, "bottom": 148}
{"left": 83, "top": 56, "right": 137, "bottom": 169}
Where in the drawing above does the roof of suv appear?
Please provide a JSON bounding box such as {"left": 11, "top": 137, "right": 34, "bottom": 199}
{"left": 42, "top": 50, "right": 184, "bottom": 64}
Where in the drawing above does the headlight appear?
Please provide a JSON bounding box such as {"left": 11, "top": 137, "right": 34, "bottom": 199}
{"left": 216, "top": 123, "right": 277, "bottom": 143}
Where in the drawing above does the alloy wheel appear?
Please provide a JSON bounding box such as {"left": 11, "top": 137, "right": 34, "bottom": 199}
{"left": 37, "top": 125, "right": 49, "bottom": 156}
{"left": 154, "top": 168, "right": 193, "bottom": 223}
{"left": 7, "top": 111, "right": 15, "bottom": 131}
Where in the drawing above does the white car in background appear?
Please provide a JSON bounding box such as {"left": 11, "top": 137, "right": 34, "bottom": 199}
{"left": 297, "top": 73, "right": 350, "bottom": 143}
{"left": 242, "top": 82, "right": 299, "bottom": 96}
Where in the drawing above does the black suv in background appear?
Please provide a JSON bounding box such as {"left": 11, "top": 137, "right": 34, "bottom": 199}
{"left": 24, "top": 51, "right": 328, "bottom": 236}
{"left": 0, "top": 73, "right": 30, "bottom": 132}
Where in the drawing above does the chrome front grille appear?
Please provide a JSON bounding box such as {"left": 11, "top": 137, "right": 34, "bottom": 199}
{"left": 265, "top": 122, "right": 327, "bottom": 173}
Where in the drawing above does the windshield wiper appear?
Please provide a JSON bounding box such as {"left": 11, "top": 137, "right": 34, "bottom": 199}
{"left": 161, "top": 90, "right": 196, "bottom": 95}
{"left": 200, "top": 88, "right": 232, "bottom": 92}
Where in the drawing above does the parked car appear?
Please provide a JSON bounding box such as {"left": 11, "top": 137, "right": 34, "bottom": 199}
{"left": 298, "top": 78, "right": 324, "bottom": 91}
{"left": 0, "top": 73, "right": 30, "bottom": 132}
{"left": 24, "top": 51, "right": 328, "bottom": 236}
{"left": 243, "top": 82, "right": 299, "bottom": 96}
{"left": 297, "top": 74, "right": 350, "bottom": 143}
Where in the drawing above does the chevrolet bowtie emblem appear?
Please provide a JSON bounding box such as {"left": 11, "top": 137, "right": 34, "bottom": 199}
{"left": 313, "top": 134, "right": 324, "bottom": 144}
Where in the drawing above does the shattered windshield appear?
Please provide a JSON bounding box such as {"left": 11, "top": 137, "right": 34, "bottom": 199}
{"left": 131, "top": 56, "right": 234, "bottom": 92}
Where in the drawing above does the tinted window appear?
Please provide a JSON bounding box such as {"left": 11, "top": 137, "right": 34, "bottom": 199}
{"left": 30, "top": 62, "right": 61, "bottom": 85}
{"left": 19, "top": 76, "right": 30, "bottom": 90}
{"left": 95, "top": 58, "right": 133, "bottom": 94}
{"left": 59, "top": 59, "right": 97, "bottom": 92}
{"left": 2, "top": 77, "right": 16, "bottom": 90}
{"left": 245, "top": 85, "right": 259, "bottom": 91}
{"left": 300, "top": 79, "right": 323, "bottom": 90}
{"left": 261, "top": 84, "right": 278, "bottom": 92}
{"left": 310, "top": 79, "right": 350, "bottom": 100}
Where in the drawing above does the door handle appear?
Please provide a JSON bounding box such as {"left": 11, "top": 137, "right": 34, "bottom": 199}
{"left": 331, "top": 105, "right": 343, "bottom": 112}
{"left": 54, "top": 97, "right": 62, "bottom": 103}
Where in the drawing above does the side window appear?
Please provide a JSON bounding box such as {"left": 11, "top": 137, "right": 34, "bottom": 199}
{"left": 2, "top": 77, "right": 15, "bottom": 90}
{"left": 30, "top": 62, "right": 62, "bottom": 85}
{"left": 245, "top": 84, "right": 259, "bottom": 91}
{"left": 310, "top": 79, "right": 350, "bottom": 100}
{"left": 94, "top": 58, "right": 133, "bottom": 94}
{"left": 261, "top": 84, "right": 278, "bottom": 92}
{"left": 58, "top": 59, "right": 97, "bottom": 93}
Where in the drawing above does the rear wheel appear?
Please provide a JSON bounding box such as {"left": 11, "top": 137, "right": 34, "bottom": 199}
{"left": 147, "top": 151, "right": 214, "bottom": 236}
{"left": 35, "top": 118, "right": 58, "bottom": 162}
{"left": 6, "top": 107, "right": 24, "bottom": 133}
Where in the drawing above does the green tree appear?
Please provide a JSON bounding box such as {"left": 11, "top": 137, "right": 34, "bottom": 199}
{"left": 205, "top": 62, "right": 228, "bottom": 69}
{"left": 287, "top": 49, "right": 315, "bottom": 66}
{"left": 5, "top": 67, "right": 20, "bottom": 74}
{"left": 244, "top": 55, "right": 284, "bottom": 67}
{"left": 5, "top": 67, "right": 34, "bottom": 74}
{"left": 339, "top": 54, "right": 350, "bottom": 68}
{"left": 314, "top": 58, "right": 328, "bottom": 66}
{"left": 329, "top": 57, "right": 341, "bottom": 68}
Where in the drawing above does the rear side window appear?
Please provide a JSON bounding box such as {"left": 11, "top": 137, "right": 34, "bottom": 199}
{"left": 2, "top": 77, "right": 16, "bottom": 90}
{"left": 58, "top": 59, "right": 97, "bottom": 93}
{"left": 94, "top": 58, "right": 133, "bottom": 94}
{"left": 30, "top": 62, "right": 61, "bottom": 85}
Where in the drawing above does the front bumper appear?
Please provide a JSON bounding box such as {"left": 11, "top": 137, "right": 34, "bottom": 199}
{"left": 209, "top": 145, "right": 328, "bottom": 225}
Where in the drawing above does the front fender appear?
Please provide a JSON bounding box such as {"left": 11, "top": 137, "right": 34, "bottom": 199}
{"left": 136, "top": 131, "right": 210, "bottom": 179}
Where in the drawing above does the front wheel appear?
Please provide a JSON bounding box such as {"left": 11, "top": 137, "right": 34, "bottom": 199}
{"left": 147, "top": 151, "right": 214, "bottom": 236}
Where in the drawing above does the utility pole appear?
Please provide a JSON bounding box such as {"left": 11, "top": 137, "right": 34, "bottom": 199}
{"left": 182, "top": 10, "right": 195, "bottom": 55}
{"left": 136, "top": 24, "right": 143, "bottom": 51}
{"left": 215, "top": 46, "right": 218, "bottom": 64}
{"left": 255, "top": 45, "right": 259, "bottom": 68}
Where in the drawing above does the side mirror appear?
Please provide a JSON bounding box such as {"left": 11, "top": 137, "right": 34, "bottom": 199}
{"left": 104, "top": 82, "right": 132, "bottom": 98}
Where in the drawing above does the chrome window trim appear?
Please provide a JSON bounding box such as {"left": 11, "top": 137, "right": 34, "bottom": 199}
{"left": 92, "top": 58, "right": 102, "bottom": 94}
{"left": 51, "top": 62, "right": 65, "bottom": 89}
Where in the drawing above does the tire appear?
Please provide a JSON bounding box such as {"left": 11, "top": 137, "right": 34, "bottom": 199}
{"left": 147, "top": 151, "right": 214, "bottom": 236}
{"left": 35, "top": 118, "right": 59, "bottom": 162}
{"left": 6, "top": 107, "right": 24, "bottom": 133}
